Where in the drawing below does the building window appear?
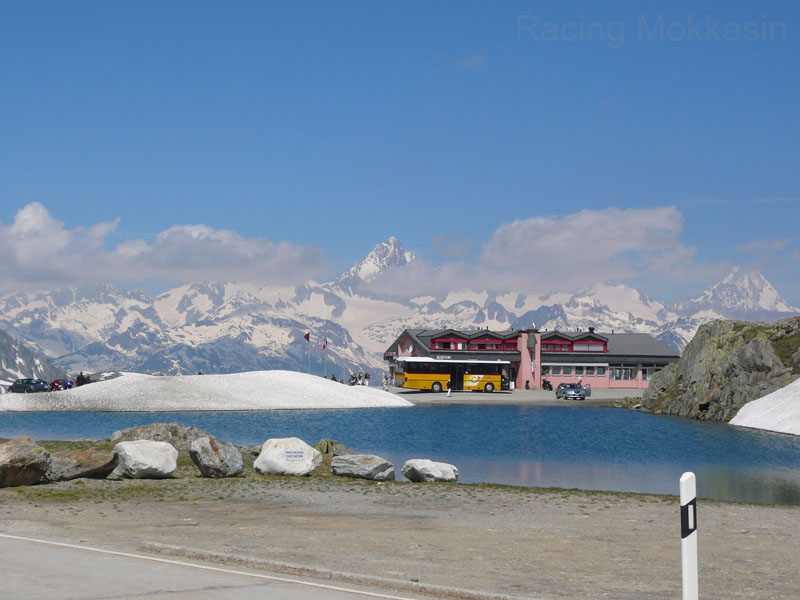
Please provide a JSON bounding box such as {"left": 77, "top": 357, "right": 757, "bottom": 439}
{"left": 585, "top": 366, "right": 595, "bottom": 376}
{"left": 596, "top": 366, "right": 606, "bottom": 376}
{"left": 562, "top": 366, "right": 572, "bottom": 375}
{"left": 541, "top": 365, "right": 550, "bottom": 375}
{"left": 433, "top": 340, "right": 466, "bottom": 350}
{"left": 542, "top": 342, "right": 570, "bottom": 352}
{"left": 642, "top": 364, "right": 663, "bottom": 381}
{"left": 470, "top": 340, "right": 503, "bottom": 351}
{"left": 610, "top": 364, "right": 637, "bottom": 381}
{"left": 573, "top": 343, "right": 605, "bottom": 352}
{"left": 575, "top": 366, "right": 584, "bottom": 376}
{"left": 551, "top": 366, "right": 561, "bottom": 375}
{"left": 504, "top": 341, "right": 517, "bottom": 350}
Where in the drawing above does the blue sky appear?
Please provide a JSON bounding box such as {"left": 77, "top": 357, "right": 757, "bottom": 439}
{"left": 1, "top": 1, "right": 799, "bottom": 303}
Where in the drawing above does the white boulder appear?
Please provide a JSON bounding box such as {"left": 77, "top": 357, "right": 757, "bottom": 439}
{"left": 253, "top": 437, "right": 321, "bottom": 476}
{"left": 114, "top": 440, "right": 178, "bottom": 479}
{"left": 401, "top": 459, "right": 459, "bottom": 483}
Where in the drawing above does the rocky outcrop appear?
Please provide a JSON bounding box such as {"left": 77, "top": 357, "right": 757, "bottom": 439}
{"left": 189, "top": 436, "right": 243, "bottom": 478}
{"left": 46, "top": 447, "right": 118, "bottom": 481}
{"left": 401, "top": 459, "right": 459, "bottom": 483}
{"left": 253, "top": 437, "right": 322, "bottom": 476}
{"left": 110, "top": 423, "right": 208, "bottom": 451}
{"left": 641, "top": 317, "right": 800, "bottom": 421}
{"left": 113, "top": 440, "right": 178, "bottom": 478}
{"left": 313, "top": 438, "right": 355, "bottom": 456}
{"left": 0, "top": 437, "right": 51, "bottom": 487}
{"left": 331, "top": 454, "right": 395, "bottom": 481}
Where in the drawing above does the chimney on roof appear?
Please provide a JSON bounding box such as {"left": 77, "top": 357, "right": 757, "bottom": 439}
{"left": 588, "top": 326, "right": 595, "bottom": 333}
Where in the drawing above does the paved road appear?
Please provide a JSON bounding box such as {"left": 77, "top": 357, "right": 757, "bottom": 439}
{"left": 0, "top": 534, "right": 426, "bottom": 600}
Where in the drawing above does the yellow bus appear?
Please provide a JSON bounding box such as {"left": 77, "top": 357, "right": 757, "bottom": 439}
{"left": 393, "top": 357, "right": 510, "bottom": 393}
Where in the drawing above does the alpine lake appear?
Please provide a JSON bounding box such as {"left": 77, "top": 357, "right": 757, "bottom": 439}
{"left": 2, "top": 404, "right": 799, "bottom": 505}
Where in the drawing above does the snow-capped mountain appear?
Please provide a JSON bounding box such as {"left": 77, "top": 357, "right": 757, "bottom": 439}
{"left": 0, "top": 238, "right": 797, "bottom": 376}
{"left": 669, "top": 266, "right": 797, "bottom": 320}
{"left": 0, "top": 328, "right": 65, "bottom": 388}
{"left": 333, "top": 236, "right": 415, "bottom": 291}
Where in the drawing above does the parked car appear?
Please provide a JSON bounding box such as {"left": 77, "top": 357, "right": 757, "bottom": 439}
{"left": 50, "top": 378, "right": 75, "bottom": 391}
{"left": 10, "top": 378, "right": 51, "bottom": 393}
{"left": 555, "top": 382, "right": 586, "bottom": 400}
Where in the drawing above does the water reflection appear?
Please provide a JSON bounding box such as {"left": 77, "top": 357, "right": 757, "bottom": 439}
{"left": 391, "top": 456, "right": 800, "bottom": 504}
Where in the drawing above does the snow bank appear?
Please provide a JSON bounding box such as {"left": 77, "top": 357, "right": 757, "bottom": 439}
{"left": 730, "top": 377, "right": 800, "bottom": 436}
{"left": 0, "top": 370, "right": 413, "bottom": 412}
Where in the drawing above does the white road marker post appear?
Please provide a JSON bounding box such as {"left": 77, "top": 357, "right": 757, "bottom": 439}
{"left": 680, "top": 472, "right": 699, "bottom": 600}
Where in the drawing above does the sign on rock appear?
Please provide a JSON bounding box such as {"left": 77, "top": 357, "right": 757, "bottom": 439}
{"left": 284, "top": 448, "right": 305, "bottom": 461}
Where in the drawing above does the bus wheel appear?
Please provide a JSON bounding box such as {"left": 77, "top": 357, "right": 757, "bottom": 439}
{"left": 484, "top": 383, "right": 495, "bottom": 393}
{"left": 431, "top": 382, "right": 442, "bottom": 393}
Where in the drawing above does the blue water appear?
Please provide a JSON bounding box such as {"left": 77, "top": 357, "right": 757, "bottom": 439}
{"left": 2, "top": 405, "right": 799, "bottom": 505}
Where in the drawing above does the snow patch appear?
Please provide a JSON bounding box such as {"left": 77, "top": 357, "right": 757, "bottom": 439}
{"left": 0, "top": 370, "right": 413, "bottom": 412}
{"left": 730, "top": 377, "right": 800, "bottom": 436}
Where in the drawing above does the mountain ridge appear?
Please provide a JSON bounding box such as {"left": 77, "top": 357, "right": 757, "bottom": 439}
{"left": 0, "top": 238, "right": 796, "bottom": 376}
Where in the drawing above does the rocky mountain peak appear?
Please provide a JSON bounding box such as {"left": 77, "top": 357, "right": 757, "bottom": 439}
{"left": 688, "top": 267, "right": 798, "bottom": 316}
{"left": 334, "top": 237, "right": 415, "bottom": 288}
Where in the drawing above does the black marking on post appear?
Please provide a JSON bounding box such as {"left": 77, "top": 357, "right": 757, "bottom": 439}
{"left": 681, "top": 497, "right": 697, "bottom": 539}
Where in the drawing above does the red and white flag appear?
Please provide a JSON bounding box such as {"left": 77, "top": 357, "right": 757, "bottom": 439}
{"left": 303, "top": 332, "right": 310, "bottom": 342}
{"left": 323, "top": 337, "right": 328, "bottom": 350}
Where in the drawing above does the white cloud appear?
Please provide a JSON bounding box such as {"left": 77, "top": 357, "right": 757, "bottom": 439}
{"left": 478, "top": 207, "right": 698, "bottom": 293}
{"left": 367, "top": 206, "right": 708, "bottom": 299}
{"left": 0, "top": 203, "right": 328, "bottom": 293}
{"left": 0, "top": 203, "right": 721, "bottom": 301}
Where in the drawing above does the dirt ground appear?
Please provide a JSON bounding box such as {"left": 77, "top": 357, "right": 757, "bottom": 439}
{"left": 1, "top": 464, "right": 798, "bottom": 600}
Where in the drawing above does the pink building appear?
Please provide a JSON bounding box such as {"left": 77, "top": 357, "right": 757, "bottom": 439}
{"left": 384, "top": 327, "right": 679, "bottom": 391}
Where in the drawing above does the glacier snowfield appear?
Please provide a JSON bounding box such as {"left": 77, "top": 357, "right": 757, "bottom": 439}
{"left": 0, "top": 371, "right": 413, "bottom": 411}
{"left": 730, "top": 377, "right": 800, "bottom": 437}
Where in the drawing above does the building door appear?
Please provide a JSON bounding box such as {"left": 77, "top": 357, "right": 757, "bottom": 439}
{"left": 450, "top": 364, "right": 465, "bottom": 390}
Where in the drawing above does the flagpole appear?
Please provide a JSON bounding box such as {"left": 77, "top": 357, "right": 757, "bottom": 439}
{"left": 324, "top": 343, "right": 327, "bottom": 378}
{"left": 307, "top": 333, "right": 310, "bottom": 375}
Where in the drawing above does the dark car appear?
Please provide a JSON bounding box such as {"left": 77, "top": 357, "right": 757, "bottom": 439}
{"left": 50, "top": 378, "right": 75, "bottom": 391}
{"left": 555, "top": 382, "right": 586, "bottom": 400}
{"left": 10, "top": 378, "right": 50, "bottom": 393}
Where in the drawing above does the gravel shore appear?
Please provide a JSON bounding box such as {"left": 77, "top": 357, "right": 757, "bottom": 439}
{"left": 1, "top": 452, "right": 797, "bottom": 600}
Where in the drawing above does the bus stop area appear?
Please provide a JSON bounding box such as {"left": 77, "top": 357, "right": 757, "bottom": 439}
{"left": 393, "top": 387, "right": 644, "bottom": 406}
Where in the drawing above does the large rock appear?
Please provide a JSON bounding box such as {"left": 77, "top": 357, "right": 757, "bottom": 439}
{"left": 642, "top": 317, "right": 800, "bottom": 421}
{"left": 401, "top": 459, "right": 459, "bottom": 483}
{"left": 313, "top": 438, "right": 355, "bottom": 456}
{"left": 189, "top": 436, "right": 243, "bottom": 478}
{"left": 331, "top": 454, "right": 395, "bottom": 481}
{"left": 110, "top": 423, "right": 208, "bottom": 452}
{"left": 113, "top": 440, "right": 178, "bottom": 479}
{"left": 0, "top": 436, "right": 51, "bottom": 487}
{"left": 47, "top": 447, "right": 118, "bottom": 481}
{"left": 253, "top": 437, "right": 321, "bottom": 476}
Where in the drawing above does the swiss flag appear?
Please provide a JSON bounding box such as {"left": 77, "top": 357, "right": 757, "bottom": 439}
{"left": 303, "top": 332, "right": 310, "bottom": 342}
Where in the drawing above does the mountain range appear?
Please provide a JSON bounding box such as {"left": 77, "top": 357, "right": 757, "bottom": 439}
{"left": 0, "top": 237, "right": 797, "bottom": 378}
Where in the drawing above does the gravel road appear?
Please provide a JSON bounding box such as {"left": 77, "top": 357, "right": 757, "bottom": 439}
{"left": 1, "top": 472, "right": 797, "bottom": 600}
